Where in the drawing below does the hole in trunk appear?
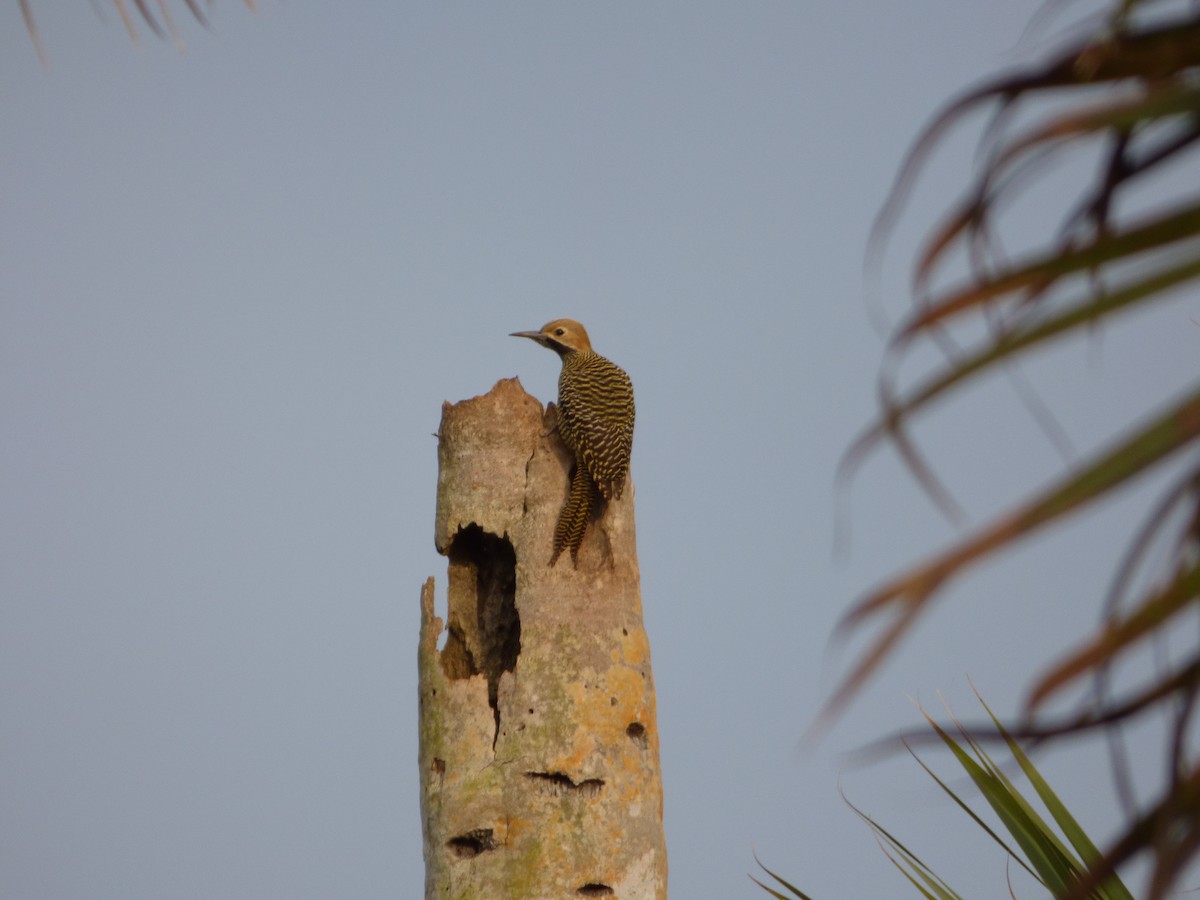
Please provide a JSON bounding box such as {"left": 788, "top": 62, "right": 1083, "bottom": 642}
{"left": 525, "top": 771, "right": 605, "bottom": 796}
{"left": 441, "top": 524, "right": 519, "bottom": 747}
{"left": 446, "top": 828, "right": 497, "bottom": 859}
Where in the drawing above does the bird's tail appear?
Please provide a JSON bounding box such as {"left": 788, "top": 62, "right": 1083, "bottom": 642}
{"left": 550, "top": 464, "right": 601, "bottom": 567}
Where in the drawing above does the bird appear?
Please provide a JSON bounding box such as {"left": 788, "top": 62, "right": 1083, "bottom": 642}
{"left": 510, "top": 319, "right": 635, "bottom": 566}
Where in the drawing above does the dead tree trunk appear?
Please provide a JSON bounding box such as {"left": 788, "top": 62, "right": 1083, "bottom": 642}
{"left": 418, "top": 377, "right": 667, "bottom": 899}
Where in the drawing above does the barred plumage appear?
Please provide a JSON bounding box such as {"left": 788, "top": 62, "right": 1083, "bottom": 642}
{"left": 510, "top": 319, "right": 635, "bottom": 566}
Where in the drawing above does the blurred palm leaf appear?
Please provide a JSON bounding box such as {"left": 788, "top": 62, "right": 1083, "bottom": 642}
{"left": 766, "top": 694, "right": 1134, "bottom": 899}
{"left": 913, "top": 697, "right": 1134, "bottom": 900}
{"left": 20, "top": 0, "right": 258, "bottom": 62}
{"left": 749, "top": 855, "right": 816, "bottom": 900}
{"left": 830, "top": 1, "right": 1200, "bottom": 895}
{"left": 845, "top": 799, "right": 965, "bottom": 900}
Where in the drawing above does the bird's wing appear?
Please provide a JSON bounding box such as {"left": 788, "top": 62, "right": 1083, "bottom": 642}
{"left": 569, "top": 375, "right": 634, "bottom": 500}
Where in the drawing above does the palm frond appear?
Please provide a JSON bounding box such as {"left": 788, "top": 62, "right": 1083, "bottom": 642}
{"left": 835, "top": 5, "right": 1200, "bottom": 894}
{"left": 20, "top": 0, "right": 255, "bottom": 62}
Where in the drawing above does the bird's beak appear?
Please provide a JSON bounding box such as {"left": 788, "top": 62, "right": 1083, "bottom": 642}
{"left": 509, "top": 330, "right": 544, "bottom": 341}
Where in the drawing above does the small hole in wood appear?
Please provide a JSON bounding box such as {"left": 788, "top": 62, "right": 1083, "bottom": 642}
{"left": 525, "top": 771, "right": 604, "bottom": 796}
{"left": 446, "top": 828, "right": 497, "bottom": 859}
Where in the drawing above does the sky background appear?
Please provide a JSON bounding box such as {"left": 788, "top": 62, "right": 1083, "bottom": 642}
{"left": 3, "top": 2, "right": 1198, "bottom": 898}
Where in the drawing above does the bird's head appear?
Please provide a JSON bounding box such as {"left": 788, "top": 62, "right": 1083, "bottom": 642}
{"left": 509, "top": 319, "right": 593, "bottom": 356}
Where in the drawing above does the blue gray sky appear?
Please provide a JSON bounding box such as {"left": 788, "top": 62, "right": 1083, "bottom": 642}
{"left": 3, "top": 3, "right": 1197, "bottom": 897}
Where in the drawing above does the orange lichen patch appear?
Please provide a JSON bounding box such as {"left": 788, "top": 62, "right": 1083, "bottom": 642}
{"left": 609, "top": 625, "right": 651, "bottom": 667}
{"left": 502, "top": 814, "right": 532, "bottom": 845}
{"left": 562, "top": 668, "right": 647, "bottom": 747}
{"left": 606, "top": 666, "right": 651, "bottom": 729}
{"left": 549, "top": 699, "right": 596, "bottom": 773}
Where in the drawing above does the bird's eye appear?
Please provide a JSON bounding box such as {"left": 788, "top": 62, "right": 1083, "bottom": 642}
{"left": 554, "top": 328, "right": 565, "bottom": 336}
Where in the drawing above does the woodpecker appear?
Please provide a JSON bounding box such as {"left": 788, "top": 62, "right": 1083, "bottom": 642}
{"left": 511, "top": 319, "right": 635, "bottom": 565}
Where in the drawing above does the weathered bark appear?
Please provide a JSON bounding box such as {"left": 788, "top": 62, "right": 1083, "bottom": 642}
{"left": 418, "top": 377, "right": 667, "bottom": 900}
